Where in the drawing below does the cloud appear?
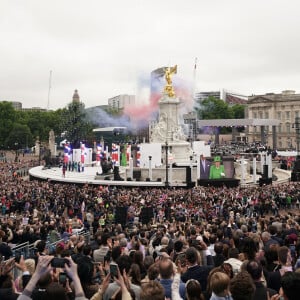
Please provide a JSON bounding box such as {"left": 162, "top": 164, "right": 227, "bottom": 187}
{"left": 0, "top": 0, "right": 300, "bottom": 109}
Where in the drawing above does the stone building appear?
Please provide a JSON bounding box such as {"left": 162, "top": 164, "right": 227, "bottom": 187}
{"left": 108, "top": 94, "right": 135, "bottom": 111}
{"left": 247, "top": 90, "right": 300, "bottom": 149}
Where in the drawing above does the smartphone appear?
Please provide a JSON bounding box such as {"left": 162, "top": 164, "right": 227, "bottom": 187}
{"left": 51, "top": 257, "right": 69, "bottom": 268}
{"left": 59, "top": 272, "right": 67, "bottom": 285}
{"left": 109, "top": 263, "right": 118, "bottom": 278}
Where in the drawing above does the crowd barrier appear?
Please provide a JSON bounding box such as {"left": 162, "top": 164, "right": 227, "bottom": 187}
{"left": 11, "top": 230, "right": 91, "bottom": 260}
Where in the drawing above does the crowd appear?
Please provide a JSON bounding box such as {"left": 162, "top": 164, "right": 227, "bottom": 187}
{"left": 0, "top": 152, "right": 300, "bottom": 299}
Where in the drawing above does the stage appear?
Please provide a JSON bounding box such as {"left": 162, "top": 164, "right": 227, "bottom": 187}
{"left": 29, "top": 166, "right": 165, "bottom": 187}
{"left": 28, "top": 165, "right": 290, "bottom": 188}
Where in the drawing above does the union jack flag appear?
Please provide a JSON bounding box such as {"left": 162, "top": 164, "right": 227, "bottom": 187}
{"left": 111, "top": 143, "right": 120, "bottom": 166}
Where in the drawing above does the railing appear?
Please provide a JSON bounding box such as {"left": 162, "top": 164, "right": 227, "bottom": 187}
{"left": 11, "top": 230, "right": 91, "bottom": 260}
{"left": 11, "top": 241, "right": 30, "bottom": 259}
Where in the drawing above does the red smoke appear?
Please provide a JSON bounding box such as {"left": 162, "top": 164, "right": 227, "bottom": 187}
{"left": 124, "top": 89, "right": 193, "bottom": 123}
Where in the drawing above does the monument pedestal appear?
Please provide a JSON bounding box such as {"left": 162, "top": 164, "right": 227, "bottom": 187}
{"left": 151, "top": 95, "right": 193, "bottom": 164}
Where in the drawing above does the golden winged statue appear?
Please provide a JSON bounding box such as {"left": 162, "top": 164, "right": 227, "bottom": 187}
{"left": 164, "top": 65, "right": 177, "bottom": 98}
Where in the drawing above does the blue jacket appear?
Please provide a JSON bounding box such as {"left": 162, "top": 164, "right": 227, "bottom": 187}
{"left": 159, "top": 278, "right": 186, "bottom": 300}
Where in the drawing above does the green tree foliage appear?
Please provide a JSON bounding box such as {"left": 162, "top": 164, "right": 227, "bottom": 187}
{"left": 197, "top": 96, "right": 233, "bottom": 119}
{"left": 195, "top": 96, "right": 246, "bottom": 134}
{"left": 0, "top": 102, "right": 17, "bottom": 148}
{"left": 231, "top": 104, "right": 245, "bottom": 119}
{"left": 196, "top": 96, "right": 245, "bottom": 120}
{"left": 4, "top": 123, "right": 33, "bottom": 150}
{"left": 59, "top": 102, "right": 94, "bottom": 147}
{"left": 15, "top": 109, "right": 63, "bottom": 143}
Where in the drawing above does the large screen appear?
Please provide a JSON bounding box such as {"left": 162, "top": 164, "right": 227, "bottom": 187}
{"left": 206, "top": 156, "right": 235, "bottom": 179}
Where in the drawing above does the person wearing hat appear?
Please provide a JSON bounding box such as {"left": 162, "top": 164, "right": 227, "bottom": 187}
{"left": 209, "top": 156, "right": 225, "bottom": 179}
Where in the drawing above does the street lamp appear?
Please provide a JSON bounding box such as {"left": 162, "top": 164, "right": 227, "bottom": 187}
{"left": 14, "top": 142, "right": 19, "bottom": 162}
{"left": 165, "top": 142, "right": 169, "bottom": 188}
{"left": 295, "top": 117, "right": 300, "bottom": 158}
{"left": 38, "top": 141, "right": 41, "bottom": 166}
{"left": 148, "top": 155, "right": 152, "bottom": 181}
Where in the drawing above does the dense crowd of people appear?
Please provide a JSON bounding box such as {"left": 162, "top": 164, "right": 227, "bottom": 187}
{"left": 1, "top": 152, "right": 300, "bottom": 299}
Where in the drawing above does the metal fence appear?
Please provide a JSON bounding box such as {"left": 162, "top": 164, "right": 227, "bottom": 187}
{"left": 11, "top": 230, "right": 91, "bottom": 260}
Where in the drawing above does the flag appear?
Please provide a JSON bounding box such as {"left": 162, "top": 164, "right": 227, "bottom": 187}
{"left": 80, "top": 143, "right": 86, "bottom": 163}
{"left": 136, "top": 144, "right": 141, "bottom": 167}
{"left": 64, "top": 143, "right": 70, "bottom": 163}
{"left": 96, "top": 144, "right": 102, "bottom": 166}
{"left": 111, "top": 143, "right": 120, "bottom": 166}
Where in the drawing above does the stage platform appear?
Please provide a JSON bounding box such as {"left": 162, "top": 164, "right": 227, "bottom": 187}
{"left": 28, "top": 166, "right": 166, "bottom": 187}
{"left": 28, "top": 165, "right": 290, "bottom": 188}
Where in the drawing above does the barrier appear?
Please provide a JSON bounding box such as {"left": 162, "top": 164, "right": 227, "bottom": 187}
{"left": 11, "top": 231, "right": 90, "bottom": 259}
{"left": 12, "top": 242, "right": 29, "bottom": 259}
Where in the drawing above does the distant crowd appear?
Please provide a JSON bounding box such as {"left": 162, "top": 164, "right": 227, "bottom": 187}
{"left": 0, "top": 151, "right": 300, "bottom": 299}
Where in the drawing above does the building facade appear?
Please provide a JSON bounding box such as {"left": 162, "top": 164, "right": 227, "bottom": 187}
{"left": 108, "top": 94, "right": 135, "bottom": 111}
{"left": 247, "top": 90, "right": 300, "bottom": 149}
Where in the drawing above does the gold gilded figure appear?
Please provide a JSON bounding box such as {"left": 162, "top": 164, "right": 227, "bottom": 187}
{"left": 164, "top": 65, "right": 177, "bottom": 97}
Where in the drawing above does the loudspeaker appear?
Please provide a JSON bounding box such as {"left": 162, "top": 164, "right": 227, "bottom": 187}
{"left": 187, "top": 181, "right": 195, "bottom": 188}
{"left": 115, "top": 207, "right": 127, "bottom": 226}
{"left": 186, "top": 166, "right": 192, "bottom": 183}
{"left": 263, "top": 165, "right": 268, "bottom": 179}
{"left": 133, "top": 170, "right": 141, "bottom": 180}
{"left": 293, "top": 160, "right": 300, "bottom": 172}
{"left": 146, "top": 178, "right": 150, "bottom": 182}
{"left": 113, "top": 166, "right": 124, "bottom": 181}
{"left": 140, "top": 207, "right": 154, "bottom": 224}
{"left": 259, "top": 177, "right": 272, "bottom": 186}
{"left": 157, "top": 178, "right": 161, "bottom": 182}
{"left": 291, "top": 172, "right": 300, "bottom": 182}
{"left": 127, "top": 177, "right": 132, "bottom": 181}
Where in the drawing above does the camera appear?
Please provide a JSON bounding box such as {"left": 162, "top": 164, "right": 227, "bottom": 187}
{"left": 51, "top": 257, "right": 69, "bottom": 268}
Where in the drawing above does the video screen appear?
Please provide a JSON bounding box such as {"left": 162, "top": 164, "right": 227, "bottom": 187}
{"left": 206, "top": 156, "right": 235, "bottom": 179}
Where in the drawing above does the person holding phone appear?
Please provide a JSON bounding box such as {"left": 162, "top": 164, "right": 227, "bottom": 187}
{"left": 103, "top": 255, "right": 141, "bottom": 300}
{"left": 17, "top": 255, "right": 89, "bottom": 300}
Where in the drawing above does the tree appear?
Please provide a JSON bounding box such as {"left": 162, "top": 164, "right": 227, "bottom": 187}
{"left": 196, "top": 97, "right": 247, "bottom": 134}
{"left": 230, "top": 104, "right": 245, "bottom": 119}
{"left": 16, "top": 109, "right": 62, "bottom": 143}
{"left": 197, "top": 96, "right": 233, "bottom": 120}
{"left": 0, "top": 102, "right": 16, "bottom": 149}
{"left": 59, "top": 102, "right": 93, "bottom": 148}
{"left": 4, "top": 123, "right": 34, "bottom": 150}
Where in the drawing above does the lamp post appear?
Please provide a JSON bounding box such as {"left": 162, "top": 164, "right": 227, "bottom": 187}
{"left": 148, "top": 155, "right": 152, "bottom": 181}
{"left": 38, "top": 141, "right": 41, "bottom": 166}
{"left": 295, "top": 117, "right": 300, "bottom": 158}
{"left": 14, "top": 142, "right": 19, "bottom": 163}
{"left": 165, "top": 142, "right": 169, "bottom": 188}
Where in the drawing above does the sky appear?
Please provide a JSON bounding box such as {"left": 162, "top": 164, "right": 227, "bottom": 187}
{"left": 1, "top": 0, "right": 300, "bottom": 110}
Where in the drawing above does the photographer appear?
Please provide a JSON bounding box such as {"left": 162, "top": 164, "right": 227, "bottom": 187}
{"left": 17, "top": 255, "right": 88, "bottom": 300}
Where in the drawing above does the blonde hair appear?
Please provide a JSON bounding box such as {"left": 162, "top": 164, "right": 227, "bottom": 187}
{"left": 25, "top": 259, "right": 36, "bottom": 275}
{"left": 210, "top": 271, "right": 230, "bottom": 296}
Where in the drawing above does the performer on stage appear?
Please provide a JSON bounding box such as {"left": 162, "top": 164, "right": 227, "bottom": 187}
{"left": 209, "top": 156, "right": 225, "bottom": 179}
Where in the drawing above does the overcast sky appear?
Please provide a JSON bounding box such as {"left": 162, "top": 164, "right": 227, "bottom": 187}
{"left": 1, "top": 0, "right": 300, "bottom": 110}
